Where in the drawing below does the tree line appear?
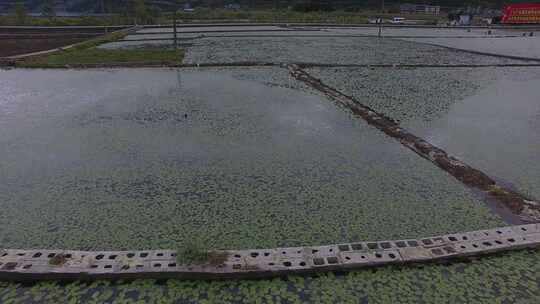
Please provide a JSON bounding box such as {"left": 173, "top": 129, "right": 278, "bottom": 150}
{"left": 8, "top": 0, "right": 540, "bottom": 25}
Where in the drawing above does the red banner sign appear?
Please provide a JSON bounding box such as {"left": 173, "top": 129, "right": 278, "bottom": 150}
{"left": 502, "top": 4, "right": 540, "bottom": 24}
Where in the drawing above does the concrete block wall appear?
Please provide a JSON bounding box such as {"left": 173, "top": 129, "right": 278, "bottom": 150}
{"left": 1, "top": 223, "right": 539, "bottom": 281}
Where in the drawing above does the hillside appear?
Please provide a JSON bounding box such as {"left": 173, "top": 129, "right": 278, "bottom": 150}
{"left": 1, "top": 0, "right": 540, "bottom": 15}
{"left": 0, "top": 0, "right": 139, "bottom": 14}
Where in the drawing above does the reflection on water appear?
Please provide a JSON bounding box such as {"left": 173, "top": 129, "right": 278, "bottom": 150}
{"left": 0, "top": 68, "right": 500, "bottom": 251}
{"left": 405, "top": 36, "right": 540, "bottom": 60}
{"left": 416, "top": 76, "right": 540, "bottom": 199}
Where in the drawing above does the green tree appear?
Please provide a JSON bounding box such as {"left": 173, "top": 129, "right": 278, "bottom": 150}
{"left": 148, "top": 5, "right": 162, "bottom": 21}
{"left": 41, "top": 0, "right": 56, "bottom": 19}
{"left": 134, "top": 0, "right": 149, "bottom": 24}
{"left": 13, "top": 2, "right": 27, "bottom": 25}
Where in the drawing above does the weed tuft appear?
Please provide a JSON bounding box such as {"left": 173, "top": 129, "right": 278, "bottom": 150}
{"left": 48, "top": 253, "right": 69, "bottom": 266}
{"left": 176, "top": 241, "right": 229, "bottom": 266}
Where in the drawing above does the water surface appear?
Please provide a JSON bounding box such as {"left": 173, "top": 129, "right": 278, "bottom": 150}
{"left": 0, "top": 67, "right": 499, "bottom": 251}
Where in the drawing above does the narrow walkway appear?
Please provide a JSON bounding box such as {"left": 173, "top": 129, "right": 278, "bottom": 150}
{"left": 1, "top": 224, "right": 538, "bottom": 281}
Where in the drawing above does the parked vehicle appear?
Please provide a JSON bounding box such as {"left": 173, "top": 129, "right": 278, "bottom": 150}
{"left": 390, "top": 17, "right": 405, "bottom": 24}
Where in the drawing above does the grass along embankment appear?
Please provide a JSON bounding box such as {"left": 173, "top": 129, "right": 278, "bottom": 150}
{"left": 15, "top": 30, "right": 184, "bottom": 68}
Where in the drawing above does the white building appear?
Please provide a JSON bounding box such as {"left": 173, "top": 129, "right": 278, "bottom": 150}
{"left": 400, "top": 3, "right": 441, "bottom": 15}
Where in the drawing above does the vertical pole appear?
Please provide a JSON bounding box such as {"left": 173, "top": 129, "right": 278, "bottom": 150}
{"left": 378, "top": 0, "right": 384, "bottom": 38}
{"left": 173, "top": 10, "right": 178, "bottom": 49}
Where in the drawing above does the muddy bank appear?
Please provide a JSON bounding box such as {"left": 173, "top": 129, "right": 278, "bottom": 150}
{"left": 0, "top": 38, "right": 86, "bottom": 57}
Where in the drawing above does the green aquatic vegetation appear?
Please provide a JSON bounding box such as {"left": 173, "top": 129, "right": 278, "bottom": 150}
{"left": 182, "top": 36, "right": 518, "bottom": 66}
{"left": 48, "top": 254, "right": 68, "bottom": 266}
{"left": 0, "top": 251, "right": 539, "bottom": 303}
{"left": 0, "top": 68, "right": 503, "bottom": 252}
{"left": 0, "top": 67, "right": 532, "bottom": 302}
{"left": 488, "top": 185, "right": 511, "bottom": 199}
{"left": 306, "top": 66, "right": 540, "bottom": 205}
{"left": 305, "top": 66, "right": 500, "bottom": 128}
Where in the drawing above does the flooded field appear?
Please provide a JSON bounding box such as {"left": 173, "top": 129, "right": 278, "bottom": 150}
{"left": 325, "top": 26, "right": 540, "bottom": 37}
{"left": 403, "top": 36, "right": 540, "bottom": 60}
{"left": 0, "top": 68, "right": 500, "bottom": 251}
{"left": 2, "top": 24, "right": 540, "bottom": 303}
{"left": 99, "top": 26, "right": 533, "bottom": 65}
{"left": 306, "top": 66, "right": 499, "bottom": 127}
{"left": 417, "top": 72, "right": 540, "bottom": 199}
{"left": 181, "top": 37, "right": 471, "bottom": 64}
{"left": 183, "top": 36, "right": 531, "bottom": 65}
{"left": 308, "top": 66, "right": 540, "bottom": 201}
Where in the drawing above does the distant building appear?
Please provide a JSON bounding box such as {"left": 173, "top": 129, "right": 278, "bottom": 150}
{"left": 400, "top": 3, "right": 441, "bottom": 15}
{"left": 224, "top": 3, "right": 241, "bottom": 10}
{"left": 458, "top": 13, "right": 472, "bottom": 25}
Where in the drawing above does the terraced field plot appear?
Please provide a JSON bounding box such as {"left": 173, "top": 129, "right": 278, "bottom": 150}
{"left": 1, "top": 66, "right": 539, "bottom": 304}
{"left": 324, "top": 26, "right": 538, "bottom": 37}
{"left": 308, "top": 66, "right": 540, "bottom": 204}
{"left": 100, "top": 26, "right": 530, "bottom": 65}
{"left": 402, "top": 36, "right": 540, "bottom": 60}
{"left": 181, "top": 36, "right": 527, "bottom": 65}
{"left": 0, "top": 67, "right": 501, "bottom": 251}
{"left": 2, "top": 24, "right": 540, "bottom": 303}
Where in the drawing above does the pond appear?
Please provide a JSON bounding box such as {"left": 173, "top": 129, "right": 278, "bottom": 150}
{"left": 0, "top": 67, "right": 500, "bottom": 252}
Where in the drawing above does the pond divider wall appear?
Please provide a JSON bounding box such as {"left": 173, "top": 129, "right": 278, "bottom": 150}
{"left": 0, "top": 224, "right": 539, "bottom": 282}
